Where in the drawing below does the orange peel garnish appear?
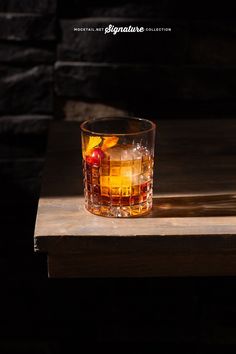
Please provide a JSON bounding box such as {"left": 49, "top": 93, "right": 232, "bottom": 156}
{"left": 85, "top": 136, "right": 102, "bottom": 155}
{"left": 102, "top": 136, "right": 119, "bottom": 150}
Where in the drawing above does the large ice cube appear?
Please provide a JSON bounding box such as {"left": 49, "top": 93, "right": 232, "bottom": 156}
{"left": 107, "top": 146, "right": 122, "bottom": 161}
{"left": 107, "top": 144, "right": 144, "bottom": 180}
{"left": 108, "top": 144, "right": 143, "bottom": 161}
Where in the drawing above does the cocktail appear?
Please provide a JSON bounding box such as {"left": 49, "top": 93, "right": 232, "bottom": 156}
{"left": 80, "top": 117, "right": 156, "bottom": 217}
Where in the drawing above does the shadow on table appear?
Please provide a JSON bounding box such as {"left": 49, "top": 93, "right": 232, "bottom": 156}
{"left": 147, "top": 193, "right": 236, "bottom": 218}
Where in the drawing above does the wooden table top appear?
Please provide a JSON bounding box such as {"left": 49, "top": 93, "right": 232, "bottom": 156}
{"left": 34, "top": 119, "right": 236, "bottom": 277}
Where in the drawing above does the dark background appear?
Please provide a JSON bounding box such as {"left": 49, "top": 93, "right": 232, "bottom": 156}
{"left": 1, "top": 0, "right": 236, "bottom": 352}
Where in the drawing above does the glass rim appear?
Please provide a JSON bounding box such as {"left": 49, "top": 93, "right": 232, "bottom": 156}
{"left": 80, "top": 116, "right": 156, "bottom": 136}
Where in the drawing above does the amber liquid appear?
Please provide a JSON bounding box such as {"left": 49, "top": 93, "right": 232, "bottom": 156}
{"left": 83, "top": 145, "right": 153, "bottom": 217}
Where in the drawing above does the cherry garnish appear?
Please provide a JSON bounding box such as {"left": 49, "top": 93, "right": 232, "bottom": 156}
{"left": 86, "top": 147, "right": 105, "bottom": 166}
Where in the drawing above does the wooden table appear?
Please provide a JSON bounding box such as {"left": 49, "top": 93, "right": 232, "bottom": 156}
{"left": 34, "top": 119, "right": 236, "bottom": 277}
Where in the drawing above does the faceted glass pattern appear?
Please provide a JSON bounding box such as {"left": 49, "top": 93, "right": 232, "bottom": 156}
{"left": 81, "top": 117, "right": 156, "bottom": 217}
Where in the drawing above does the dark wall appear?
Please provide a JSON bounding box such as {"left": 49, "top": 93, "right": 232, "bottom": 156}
{"left": 1, "top": 0, "right": 236, "bottom": 123}
{"left": 56, "top": 3, "right": 236, "bottom": 118}
{"left": 1, "top": 0, "right": 235, "bottom": 199}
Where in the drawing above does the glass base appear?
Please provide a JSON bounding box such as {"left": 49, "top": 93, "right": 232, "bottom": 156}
{"left": 85, "top": 199, "right": 152, "bottom": 218}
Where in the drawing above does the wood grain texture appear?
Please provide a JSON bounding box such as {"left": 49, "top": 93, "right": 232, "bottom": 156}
{"left": 34, "top": 119, "right": 236, "bottom": 277}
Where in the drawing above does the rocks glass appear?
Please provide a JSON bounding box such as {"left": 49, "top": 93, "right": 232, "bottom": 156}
{"left": 81, "top": 116, "right": 156, "bottom": 217}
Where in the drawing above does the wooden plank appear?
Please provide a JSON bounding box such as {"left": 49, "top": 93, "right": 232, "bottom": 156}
{"left": 34, "top": 119, "right": 236, "bottom": 277}
{"left": 34, "top": 196, "right": 236, "bottom": 254}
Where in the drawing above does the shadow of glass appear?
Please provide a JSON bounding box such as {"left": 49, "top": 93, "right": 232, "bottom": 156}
{"left": 146, "top": 194, "right": 236, "bottom": 218}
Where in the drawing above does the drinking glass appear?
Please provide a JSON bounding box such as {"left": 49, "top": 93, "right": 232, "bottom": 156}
{"left": 80, "top": 116, "right": 156, "bottom": 217}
